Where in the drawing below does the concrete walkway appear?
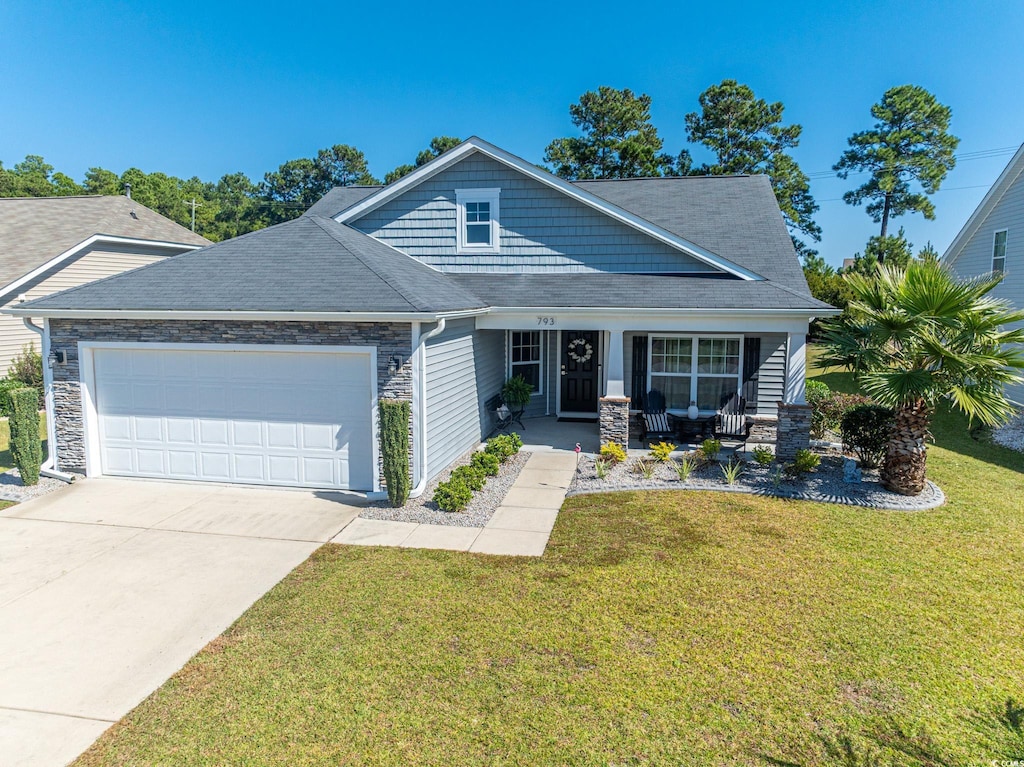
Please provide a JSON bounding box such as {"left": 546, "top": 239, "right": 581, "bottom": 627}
{"left": 0, "top": 479, "right": 363, "bottom": 767}
{"left": 332, "top": 450, "right": 577, "bottom": 556}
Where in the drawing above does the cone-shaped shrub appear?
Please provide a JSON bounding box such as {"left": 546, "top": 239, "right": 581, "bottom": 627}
{"left": 10, "top": 387, "right": 41, "bottom": 486}
{"left": 379, "top": 399, "right": 411, "bottom": 507}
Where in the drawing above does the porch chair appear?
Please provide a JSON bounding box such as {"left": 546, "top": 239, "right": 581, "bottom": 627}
{"left": 487, "top": 394, "right": 513, "bottom": 434}
{"left": 715, "top": 395, "right": 751, "bottom": 454}
{"left": 639, "top": 388, "right": 675, "bottom": 443}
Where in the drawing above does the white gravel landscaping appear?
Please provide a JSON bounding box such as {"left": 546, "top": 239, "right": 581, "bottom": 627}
{"left": 992, "top": 411, "right": 1024, "bottom": 453}
{"left": 361, "top": 448, "right": 529, "bottom": 527}
{"left": 570, "top": 453, "right": 945, "bottom": 511}
{"left": 0, "top": 469, "right": 79, "bottom": 503}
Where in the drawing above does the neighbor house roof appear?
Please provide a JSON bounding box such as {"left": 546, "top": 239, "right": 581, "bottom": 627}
{"left": 304, "top": 186, "right": 380, "bottom": 218}
{"left": 0, "top": 195, "right": 209, "bottom": 290}
{"left": 18, "top": 215, "right": 487, "bottom": 314}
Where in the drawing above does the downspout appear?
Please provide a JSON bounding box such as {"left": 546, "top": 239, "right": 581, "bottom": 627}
{"left": 21, "top": 317, "right": 75, "bottom": 482}
{"left": 408, "top": 317, "right": 446, "bottom": 498}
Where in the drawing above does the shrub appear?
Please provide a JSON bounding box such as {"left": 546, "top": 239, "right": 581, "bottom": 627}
{"left": 841, "top": 404, "right": 895, "bottom": 468}
{"left": 700, "top": 438, "right": 722, "bottom": 462}
{"left": 379, "top": 399, "right": 411, "bottom": 507}
{"left": 810, "top": 388, "right": 872, "bottom": 439}
{"left": 594, "top": 458, "right": 610, "bottom": 479}
{"left": 450, "top": 465, "right": 485, "bottom": 491}
{"left": 10, "top": 388, "right": 41, "bottom": 486}
{"left": 600, "top": 441, "right": 627, "bottom": 465}
{"left": 485, "top": 434, "right": 521, "bottom": 462}
{"left": 470, "top": 451, "right": 500, "bottom": 477}
{"left": 0, "top": 379, "right": 28, "bottom": 418}
{"left": 751, "top": 445, "right": 775, "bottom": 466}
{"left": 786, "top": 448, "right": 821, "bottom": 476}
{"left": 648, "top": 441, "right": 676, "bottom": 462}
{"left": 433, "top": 477, "right": 473, "bottom": 512}
{"left": 674, "top": 456, "right": 695, "bottom": 481}
{"left": 721, "top": 458, "right": 744, "bottom": 485}
{"left": 8, "top": 343, "right": 44, "bottom": 391}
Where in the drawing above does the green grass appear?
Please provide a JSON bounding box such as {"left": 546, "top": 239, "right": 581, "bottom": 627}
{"left": 75, "top": 352, "right": 1024, "bottom": 766}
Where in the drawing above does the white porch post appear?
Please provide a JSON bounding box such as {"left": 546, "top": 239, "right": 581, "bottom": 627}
{"left": 606, "top": 329, "right": 625, "bottom": 398}
{"left": 784, "top": 331, "right": 807, "bottom": 404}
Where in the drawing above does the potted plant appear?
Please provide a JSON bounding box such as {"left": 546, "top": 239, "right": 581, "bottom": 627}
{"left": 502, "top": 375, "right": 533, "bottom": 412}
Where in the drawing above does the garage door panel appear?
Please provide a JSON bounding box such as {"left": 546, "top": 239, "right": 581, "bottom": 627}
{"left": 93, "top": 347, "right": 372, "bottom": 490}
{"left": 168, "top": 451, "right": 198, "bottom": 477}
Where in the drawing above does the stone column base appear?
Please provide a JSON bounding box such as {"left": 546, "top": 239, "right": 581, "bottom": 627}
{"left": 748, "top": 414, "right": 778, "bottom": 444}
{"left": 776, "top": 401, "right": 812, "bottom": 463}
{"left": 599, "top": 396, "right": 631, "bottom": 447}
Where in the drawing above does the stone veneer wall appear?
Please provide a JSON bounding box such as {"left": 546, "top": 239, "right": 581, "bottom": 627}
{"left": 47, "top": 319, "right": 413, "bottom": 479}
{"left": 748, "top": 415, "right": 778, "bottom": 444}
{"left": 775, "top": 402, "right": 811, "bottom": 462}
{"left": 599, "top": 396, "right": 631, "bottom": 446}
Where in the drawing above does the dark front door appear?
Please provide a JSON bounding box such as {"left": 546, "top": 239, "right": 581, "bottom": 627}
{"left": 560, "top": 330, "right": 600, "bottom": 414}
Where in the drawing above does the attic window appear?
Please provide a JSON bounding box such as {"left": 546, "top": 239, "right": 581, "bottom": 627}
{"left": 993, "top": 229, "right": 1007, "bottom": 274}
{"left": 456, "top": 188, "right": 500, "bottom": 253}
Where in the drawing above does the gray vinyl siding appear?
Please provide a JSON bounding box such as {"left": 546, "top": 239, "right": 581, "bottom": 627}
{"left": 623, "top": 332, "right": 787, "bottom": 416}
{"left": 424, "top": 318, "right": 483, "bottom": 479}
{"left": 352, "top": 153, "right": 716, "bottom": 275}
{"left": 0, "top": 244, "right": 172, "bottom": 374}
{"left": 755, "top": 334, "right": 787, "bottom": 415}
{"left": 949, "top": 169, "right": 1024, "bottom": 308}
{"left": 474, "top": 329, "right": 506, "bottom": 436}
{"left": 947, "top": 171, "right": 1024, "bottom": 403}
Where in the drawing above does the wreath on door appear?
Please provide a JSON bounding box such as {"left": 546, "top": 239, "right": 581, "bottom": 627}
{"left": 567, "top": 337, "right": 593, "bottom": 364}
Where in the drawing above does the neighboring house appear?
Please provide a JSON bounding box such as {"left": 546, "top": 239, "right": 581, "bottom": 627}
{"left": 943, "top": 142, "right": 1024, "bottom": 405}
{"left": 0, "top": 196, "right": 209, "bottom": 374}
{"left": 6, "top": 138, "right": 835, "bottom": 496}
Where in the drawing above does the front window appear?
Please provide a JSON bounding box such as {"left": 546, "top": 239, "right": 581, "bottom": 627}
{"left": 510, "top": 331, "right": 542, "bottom": 393}
{"left": 993, "top": 230, "right": 1007, "bottom": 274}
{"left": 456, "top": 188, "right": 500, "bottom": 253}
{"left": 650, "top": 335, "right": 742, "bottom": 411}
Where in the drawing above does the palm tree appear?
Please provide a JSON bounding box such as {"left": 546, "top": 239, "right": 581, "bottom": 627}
{"left": 820, "top": 260, "right": 1024, "bottom": 495}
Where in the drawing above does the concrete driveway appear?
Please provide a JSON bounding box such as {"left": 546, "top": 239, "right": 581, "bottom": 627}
{"left": 0, "top": 478, "right": 364, "bottom": 767}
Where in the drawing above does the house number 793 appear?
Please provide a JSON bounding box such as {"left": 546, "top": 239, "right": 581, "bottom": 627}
{"left": 536, "top": 316, "right": 556, "bottom": 326}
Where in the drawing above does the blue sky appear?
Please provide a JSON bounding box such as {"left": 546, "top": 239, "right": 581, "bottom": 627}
{"left": 2, "top": 0, "right": 1021, "bottom": 268}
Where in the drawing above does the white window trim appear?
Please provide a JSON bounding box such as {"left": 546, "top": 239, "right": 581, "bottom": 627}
{"left": 993, "top": 229, "right": 1008, "bottom": 274}
{"left": 455, "top": 188, "right": 500, "bottom": 254}
{"left": 647, "top": 334, "right": 744, "bottom": 415}
{"left": 507, "top": 329, "right": 544, "bottom": 397}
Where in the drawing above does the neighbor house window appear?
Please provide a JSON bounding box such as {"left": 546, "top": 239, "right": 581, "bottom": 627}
{"left": 993, "top": 229, "right": 1008, "bottom": 274}
{"left": 509, "top": 331, "right": 542, "bottom": 393}
{"left": 456, "top": 188, "right": 500, "bottom": 253}
{"left": 649, "top": 335, "right": 742, "bottom": 412}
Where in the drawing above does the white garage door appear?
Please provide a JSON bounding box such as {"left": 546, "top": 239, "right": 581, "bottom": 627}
{"left": 92, "top": 347, "right": 374, "bottom": 490}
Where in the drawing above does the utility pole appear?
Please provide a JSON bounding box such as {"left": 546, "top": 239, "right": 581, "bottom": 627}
{"left": 184, "top": 197, "right": 202, "bottom": 232}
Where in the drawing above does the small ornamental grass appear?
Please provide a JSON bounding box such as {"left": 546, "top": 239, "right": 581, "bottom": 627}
{"left": 674, "top": 456, "right": 695, "bottom": 482}
{"left": 648, "top": 441, "right": 676, "bottom": 462}
{"left": 631, "top": 457, "right": 657, "bottom": 479}
{"left": 594, "top": 458, "right": 610, "bottom": 480}
{"left": 720, "top": 458, "right": 744, "bottom": 485}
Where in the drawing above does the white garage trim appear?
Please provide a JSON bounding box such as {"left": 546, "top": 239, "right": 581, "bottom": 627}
{"left": 77, "top": 341, "right": 379, "bottom": 492}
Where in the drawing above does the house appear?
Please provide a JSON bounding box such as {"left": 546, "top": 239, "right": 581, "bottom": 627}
{"left": 4, "top": 138, "right": 835, "bottom": 497}
{"left": 943, "top": 142, "right": 1024, "bottom": 404}
{"left": 0, "top": 196, "right": 209, "bottom": 374}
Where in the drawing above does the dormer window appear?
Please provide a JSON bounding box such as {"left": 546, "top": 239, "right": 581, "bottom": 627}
{"left": 456, "top": 188, "right": 500, "bottom": 253}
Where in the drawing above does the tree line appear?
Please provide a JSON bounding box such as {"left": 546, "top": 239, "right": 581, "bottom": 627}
{"left": 1, "top": 80, "right": 958, "bottom": 280}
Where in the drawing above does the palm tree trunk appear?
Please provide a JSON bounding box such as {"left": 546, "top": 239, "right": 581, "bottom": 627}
{"left": 880, "top": 399, "right": 931, "bottom": 495}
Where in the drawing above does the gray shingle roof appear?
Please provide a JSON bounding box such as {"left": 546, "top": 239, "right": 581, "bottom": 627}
{"left": 21, "top": 215, "right": 486, "bottom": 313}
{"left": 303, "top": 186, "right": 381, "bottom": 218}
{"left": 0, "top": 196, "right": 209, "bottom": 288}
{"left": 449, "top": 273, "right": 832, "bottom": 311}
{"left": 573, "top": 175, "right": 812, "bottom": 296}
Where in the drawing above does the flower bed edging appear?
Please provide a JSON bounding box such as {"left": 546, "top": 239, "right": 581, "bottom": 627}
{"left": 566, "top": 478, "right": 946, "bottom": 512}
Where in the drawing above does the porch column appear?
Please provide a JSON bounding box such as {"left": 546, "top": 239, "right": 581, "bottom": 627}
{"left": 784, "top": 331, "right": 807, "bottom": 405}
{"left": 605, "top": 329, "right": 625, "bottom": 398}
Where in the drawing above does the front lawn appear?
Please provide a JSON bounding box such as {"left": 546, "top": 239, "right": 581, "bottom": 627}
{"left": 76, "top": 354, "right": 1024, "bottom": 766}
